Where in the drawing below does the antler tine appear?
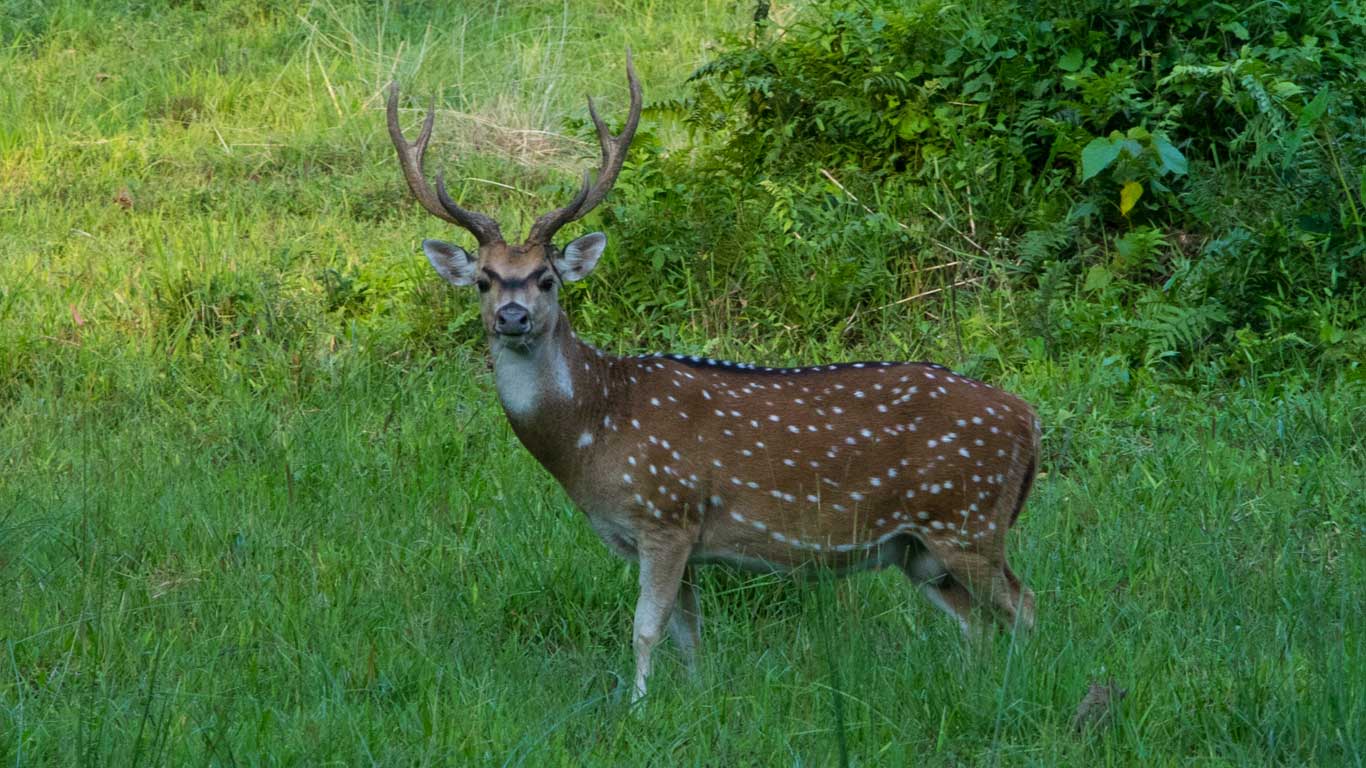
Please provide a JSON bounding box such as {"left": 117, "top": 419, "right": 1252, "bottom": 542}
{"left": 386, "top": 82, "right": 503, "bottom": 245}
{"left": 527, "top": 50, "right": 643, "bottom": 244}
{"left": 436, "top": 170, "right": 505, "bottom": 245}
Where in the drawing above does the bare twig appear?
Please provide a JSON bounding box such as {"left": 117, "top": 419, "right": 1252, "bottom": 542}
{"left": 211, "top": 126, "right": 231, "bottom": 155}
{"left": 463, "top": 177, "right": 534, "bottom": 196}
{"left": 38, "top": 335, "right": 82, "bottom": 348}
{"left": 906, "top": 260, "right": 960, "bottom": 275}
{"left": 843, "top": 276, "right": 984, "bottom": 333}
{"left": 871, "top": 277, "right": 984, "bottom": 311}
{"left": 821, "top": 168, "right": 987, "bottom": 270}
{"left": 310, "top": 41, "right": 343, "bottom": 118}
{"left": 819, "top": 168, "right": 910, "bottom": 232}
{"left": 965, "top": 182, "right": 977, "bottom": 239}
{"left": 920, "top": 202, "right": 991, "bottom": 256}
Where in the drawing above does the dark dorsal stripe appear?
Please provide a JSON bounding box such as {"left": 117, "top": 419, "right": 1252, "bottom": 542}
{"left": 642, "top": 353, "right": 954, "bottom": 378}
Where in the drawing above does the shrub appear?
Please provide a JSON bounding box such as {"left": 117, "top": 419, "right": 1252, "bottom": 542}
{"left": 610, "top": 0, "right": 1364, "bottom": 374}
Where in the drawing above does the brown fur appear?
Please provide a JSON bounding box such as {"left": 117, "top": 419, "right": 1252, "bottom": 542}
{"left": 487, "top": 312, "right": 1040, "bottom": 642}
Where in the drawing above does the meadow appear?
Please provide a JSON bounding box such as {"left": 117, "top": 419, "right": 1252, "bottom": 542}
{"left": 1, "top": 0, "right": 1362, "bottom": 764}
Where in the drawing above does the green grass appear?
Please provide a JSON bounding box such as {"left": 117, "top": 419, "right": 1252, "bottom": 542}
{"left": 1, "top": 1, "right": 1362, "bottom": 764}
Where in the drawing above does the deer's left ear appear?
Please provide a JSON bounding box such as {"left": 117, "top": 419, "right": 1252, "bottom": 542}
{"left": 554, "top": 232, "right": 607, "bottom": 282}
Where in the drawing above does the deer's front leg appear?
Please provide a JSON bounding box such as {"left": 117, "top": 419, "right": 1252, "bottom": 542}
{"left": 632, "top": 538, "right": 689, "bottom": 702}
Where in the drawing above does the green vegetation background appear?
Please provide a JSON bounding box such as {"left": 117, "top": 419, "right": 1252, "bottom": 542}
{"left": 1, "top": 0, "right": 1361, "bottom": 764}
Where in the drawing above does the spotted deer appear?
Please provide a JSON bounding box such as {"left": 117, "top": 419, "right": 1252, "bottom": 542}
{"left": 388, "top": 54, "right": 1040, "bottom": 701}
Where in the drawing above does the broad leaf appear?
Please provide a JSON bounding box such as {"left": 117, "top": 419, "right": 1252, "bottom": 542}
{"left": 1272, "top": 81, "right": 1304, "bottom": 99}
{"left": 1153, "top": 135, "right": 1188, "bottom": 176}
{"left": 1222, "top": 20, "right": 1250, "bottom": 40}
{"left": 1084, "top": 265, "right": 1113, "bottom": 292}
{"left": 1059, "top": 49, "right": 1084, "bottom": 72}
{"left": 1120, "top": 181, "right": 1143, "bottom": 216}
{"left": 1299, "top": 89, "right": 1329, "bottom": 129}
{"left": 898, "top": 110, "right": 930, "bottom": 139}
{"left": 1081, "top": 138, "right": 1121, "bottom": 181}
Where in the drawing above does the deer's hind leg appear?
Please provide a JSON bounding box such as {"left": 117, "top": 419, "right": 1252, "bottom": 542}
{"left": 896, "top": 535, "right": 975, "bottom": 635}
{"left": 919, "top": 576, "right": 977, "bottom": 636}
{"left": 898, "top": 532, "right": 1032, "bottom": 635}
{"left": 667, "top": 566, "right": 702, "bottom": 676}
{"left": 916, "top": 432, "right": 1040, "bottom": 634}
{"left": 1001, "top": 561, "right": 1035, "bottom": 632}
{"left": 930, "top": 545, "right": 1032, "bottom": 633}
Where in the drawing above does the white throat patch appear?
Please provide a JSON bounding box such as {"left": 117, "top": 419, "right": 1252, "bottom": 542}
{"left": 492, "top": 340, "right": 574, "bottom": 418}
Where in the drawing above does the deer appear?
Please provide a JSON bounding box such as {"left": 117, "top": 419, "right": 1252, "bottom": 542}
{"left": 386, "top": 53, "right": 1040, "bottom": 702}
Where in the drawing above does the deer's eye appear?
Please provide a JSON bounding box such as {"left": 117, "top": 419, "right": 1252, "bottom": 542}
{"left": 476, "top": 279, "right": 491, "bottom": 293}
{"left": 538, "top": 275, "right": 556, "bottom": 291}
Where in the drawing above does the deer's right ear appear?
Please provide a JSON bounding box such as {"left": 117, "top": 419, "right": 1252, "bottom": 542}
{"left": 423, "top": 239, "right": 478, "bottom": 286}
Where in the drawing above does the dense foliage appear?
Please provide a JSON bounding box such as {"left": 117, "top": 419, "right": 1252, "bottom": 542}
{"left": 602, "top": 0, "right": 1364, "bottom": 379}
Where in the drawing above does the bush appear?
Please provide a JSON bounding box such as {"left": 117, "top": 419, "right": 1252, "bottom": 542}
{"left": 609, "top": 0, "right": 1365, "bottom": 375}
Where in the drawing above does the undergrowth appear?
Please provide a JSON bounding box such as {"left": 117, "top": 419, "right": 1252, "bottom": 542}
{"left": 617, "top": 0, "right": 1366, "bottom": 380}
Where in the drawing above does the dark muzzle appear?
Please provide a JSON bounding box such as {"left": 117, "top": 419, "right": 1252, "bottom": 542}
{"left": 495, "top": 303, "right": 531, "bottom": 336}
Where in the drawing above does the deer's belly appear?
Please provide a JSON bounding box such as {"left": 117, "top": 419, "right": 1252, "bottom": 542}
{"left": 689, "top": 535, "right": 909, "bottom": 576}
{"left": 584, "top": 513, "right": 641, "bottom": 560}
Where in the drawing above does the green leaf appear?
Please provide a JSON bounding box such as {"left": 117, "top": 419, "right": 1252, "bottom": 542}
{"left": 897, "top": 111, "right": 930, "bottom": 139}
{"left": 1222, "top": 20, "right": 1250, "bottom": 40}
{"left": 1297, "top": 213, "right": 1333, "bottom": 234}
{"left": 1299, "top": 89, "right": 1329, "bottom": 129}
{"left": 1084, "top": 265, "right": 1113, "bottom": 292}
{"left": 1059, "top": 49, "right": 1084, "bottom": 72}
{"left": 1115, "top": 232, "right": 1139, "bottom": 262}
{"left": 1081, "top": 138, "right": 1121, "bottom": 181}
{"left": 1153, "top": 135, "right": 1188, "bottom": 176}
{"left": 962, "top": 73, "right": 994, "bottom": 96}
{"left": 1120, "top": 181, "right": 1143, "bottom": 216}
{"left": 1272, "top": 81, "right": 1304, "bottom": 99}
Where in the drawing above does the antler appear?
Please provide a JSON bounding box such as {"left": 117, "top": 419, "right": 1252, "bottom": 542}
{"left": 386, "top": 82, "right": 503, "bottom": 245}
{"left": 526, "top": 50, "right": 643, "bottom": 244}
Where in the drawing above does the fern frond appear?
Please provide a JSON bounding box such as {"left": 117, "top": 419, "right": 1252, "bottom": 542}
{"left": 1139, "top": 300, "right": 1229, "bottom": 364}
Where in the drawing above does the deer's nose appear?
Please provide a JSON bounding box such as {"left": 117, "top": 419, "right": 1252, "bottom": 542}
{"left": 495, "top": 303, "right": 531, "bottom": 335}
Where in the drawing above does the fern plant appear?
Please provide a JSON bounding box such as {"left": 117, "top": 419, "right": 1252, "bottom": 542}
{"left": 1137, "top": 297, "right": 1231, "bottom": 367}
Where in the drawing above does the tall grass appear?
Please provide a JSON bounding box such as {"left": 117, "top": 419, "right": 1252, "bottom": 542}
{"left": 1, "top": 1, "right": 1361, "bottom": 764}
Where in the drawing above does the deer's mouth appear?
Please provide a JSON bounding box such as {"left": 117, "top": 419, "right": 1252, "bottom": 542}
{"left": 493, "top": 328, "right": 536, "bottom": 350}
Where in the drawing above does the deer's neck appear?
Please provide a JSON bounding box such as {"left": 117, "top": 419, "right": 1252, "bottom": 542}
{"left": 491, "top": 312, "right": 614, "bottom": 476}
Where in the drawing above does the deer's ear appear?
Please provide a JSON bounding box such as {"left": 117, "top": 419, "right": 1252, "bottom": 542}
{"left": 555, "top": 232, "right": 607, "bottom": 282}
{"left": 423, "top": 239, "right": 478, "bottom": 286}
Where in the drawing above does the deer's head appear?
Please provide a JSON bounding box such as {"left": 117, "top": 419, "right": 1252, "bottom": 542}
{"left": 387, "top": 55, "right": 641, "bottom": 351}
